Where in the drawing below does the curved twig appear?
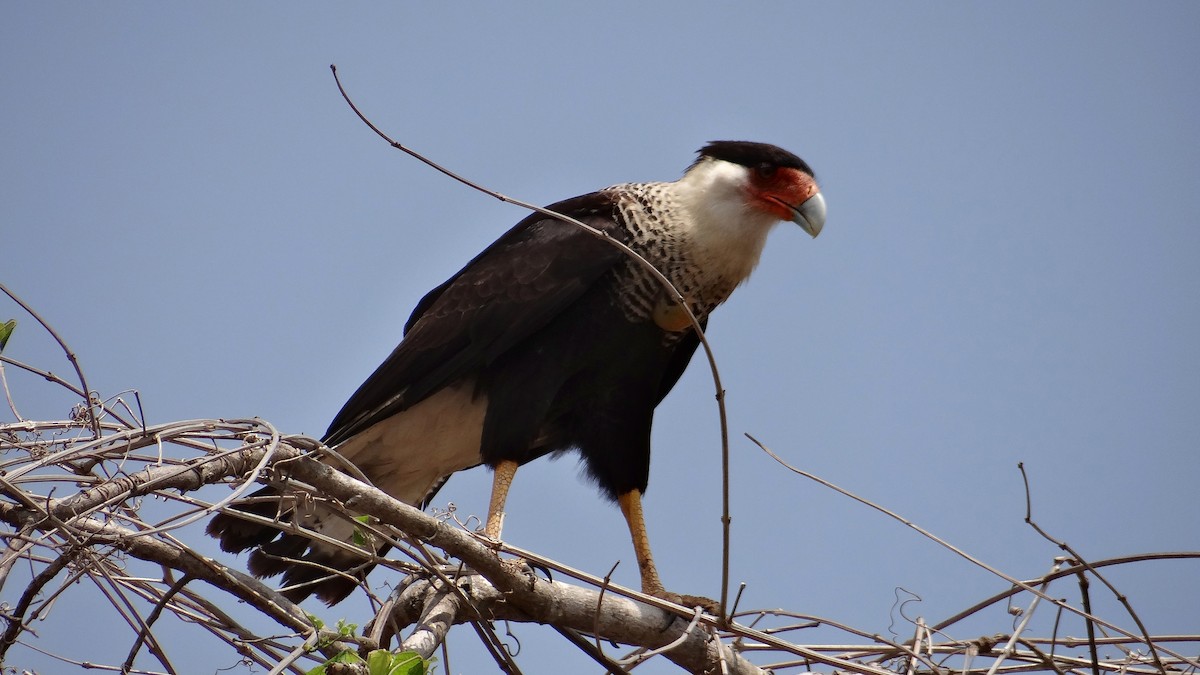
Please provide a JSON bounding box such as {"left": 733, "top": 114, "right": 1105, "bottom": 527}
{"left": 328, "top": 64, "right": 735, "bottom": 616}
{"left": 1019, "top": 462, "right": 1165, "bottom": 674}
{"left": 0, "top": 541, "right": 84, "bottom": 660}
{"left": 0, "top": 354, "right": 137, "bottom": 430}
{"left": 0, "top": 282, "right": 101, "bottom": 438}
{"left": 746, "top": 433, "right": 1192, "bottom": 664}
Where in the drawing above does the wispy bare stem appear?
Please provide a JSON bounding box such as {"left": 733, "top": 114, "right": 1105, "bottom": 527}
{"left": 328, "top": 64, "right": 736, "bottom": 617}
{"left": 1018, "top": 462, "right": 1166, "bottom": 673}
{"left": 0, "top": 282, "right": 101, "bottom": 438}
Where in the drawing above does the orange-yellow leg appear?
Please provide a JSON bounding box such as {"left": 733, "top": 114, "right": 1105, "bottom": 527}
{"left": 485, "top": 460, "right": 520, "bottom": 540}
{"left": 617, "top": 489, "right": 667, "bottom": 596}
{"left": 619, "top": 489, "right": 720, "bottom": 614}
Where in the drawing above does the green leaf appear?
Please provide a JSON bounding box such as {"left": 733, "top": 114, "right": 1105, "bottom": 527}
{"left": 306, "top": 650, "right": 364, "bottom": 675}
{"left": 366, "top": 650, "right": 426, "bottom": 675}
{"left": 0, "top": 319, "right": 15, "bottom": 353}
{"left": 352, "top": 514, "right": 374, "bottom": 548}
{"left": 336, "top": 618, "right": 359, "bottom": 637}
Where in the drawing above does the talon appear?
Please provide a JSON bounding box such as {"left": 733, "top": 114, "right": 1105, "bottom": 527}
{"left": 499, "top": 557, "right": 538, "bottom": 588}
{"left": 646, "top": 587, "right": 721, "bottom": 616}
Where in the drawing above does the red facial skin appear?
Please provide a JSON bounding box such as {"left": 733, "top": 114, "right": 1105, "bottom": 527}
{"left": 746, "top": 166, "right": 820, "bottom": 221}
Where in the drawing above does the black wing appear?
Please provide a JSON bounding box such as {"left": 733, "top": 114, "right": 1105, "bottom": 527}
{"left": 323, "top": 191, "right": 628, "bottom": 446}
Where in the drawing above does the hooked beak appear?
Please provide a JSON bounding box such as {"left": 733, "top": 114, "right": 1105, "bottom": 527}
{"left": 790, "top": 192, "right": 826, "bottom": 238}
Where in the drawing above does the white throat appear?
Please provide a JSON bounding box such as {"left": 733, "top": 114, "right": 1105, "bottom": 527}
{"left": 668, "top": 158, "right": 781, "bottom": 284}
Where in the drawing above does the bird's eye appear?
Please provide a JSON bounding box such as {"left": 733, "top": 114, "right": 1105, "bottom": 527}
{"left": 756, "top": 164, "right": 777, "bottom": 179}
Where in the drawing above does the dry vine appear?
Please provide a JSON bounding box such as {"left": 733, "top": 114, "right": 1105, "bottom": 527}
{"left": 2, "top": 410, "right": 1195, "bottom": 674}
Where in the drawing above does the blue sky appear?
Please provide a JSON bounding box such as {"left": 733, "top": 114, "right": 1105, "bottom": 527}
{"left": 3, "top": 3, "right": 1198, "bottom": 673}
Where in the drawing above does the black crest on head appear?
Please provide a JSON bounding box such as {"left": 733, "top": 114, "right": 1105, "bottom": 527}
{"left": 693, "top": 141, "right": 813, "bottom": 177}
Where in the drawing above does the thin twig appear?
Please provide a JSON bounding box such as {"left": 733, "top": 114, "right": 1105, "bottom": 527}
{"left": 746, "top": 433, "right": 1167, "bottom": 653}
{"left": 1075, "top": 570, "right": 1100, "bottom": 675}
{"left": 1017, "top": 639, "right": 1069, "bottom": 675}
{"left": 328, "top": 64, "right": 735, "bottom": 617}
{"left": 0, "top": 541, "right": 83, "bottom": 659}
{"left": 983, "top": 562, "right": 1057, "bottom": 675}
{"left": 469, "top": 618, "right": 525, "bottom": 675}
{"left": 76, "top": 544, "right": 180, "bottom": 675}
{"left": 551, "top": 625, "right": 632, "bottom": 675}
{"left": 121, "top": 574, "right": 193, "bottom": 673}
{"left": 595, "top": 560, "right": 620, "bottom": 658}
{"left": 0, "top": 282, "right": 101, "bottom": 438}
{"left": 929, "top": 552, "right": 1200, "bottom": 636}
{"left": 0, "top": 357, "right": 22, "bottom": 422}
{"left": 1019, "top": 462, "right": 1166, "bottom": 674}
{"left": 617, "top": 606, "right": 704, "bottom": 667}
{"left": 0, "top": 354, "right": 137, "bottom": 430}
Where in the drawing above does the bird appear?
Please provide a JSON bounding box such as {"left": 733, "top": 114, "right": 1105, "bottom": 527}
{"left": 207, "top": 140, "right": 825, "bottom": 606}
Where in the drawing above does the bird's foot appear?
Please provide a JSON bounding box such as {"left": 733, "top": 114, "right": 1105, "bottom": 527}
{"left": 497, "top": 556, "right": 556, "bottom": 587}
{"left": 645, "top": 587, "right": 721, "bottom": 616}
{"left": 499, "top": 556, "right": 534, "bottom": 578}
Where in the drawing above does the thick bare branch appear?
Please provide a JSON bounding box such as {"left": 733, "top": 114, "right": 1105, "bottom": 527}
{"left": 386, "top": 574, "right": 766, "bottom": 674}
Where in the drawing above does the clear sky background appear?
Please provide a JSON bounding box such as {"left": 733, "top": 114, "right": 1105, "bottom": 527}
{"left": 3, "top": 4, "right": 1198, "bottom": 674}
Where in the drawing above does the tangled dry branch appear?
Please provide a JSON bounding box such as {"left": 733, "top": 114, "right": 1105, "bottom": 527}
{"left": 0, "top": 410, "right": 1196, "bottom": 674}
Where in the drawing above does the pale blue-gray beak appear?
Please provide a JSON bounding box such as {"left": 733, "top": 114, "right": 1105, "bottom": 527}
{"left": 791, "top": 192, "right": 826, "bottom": 238}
